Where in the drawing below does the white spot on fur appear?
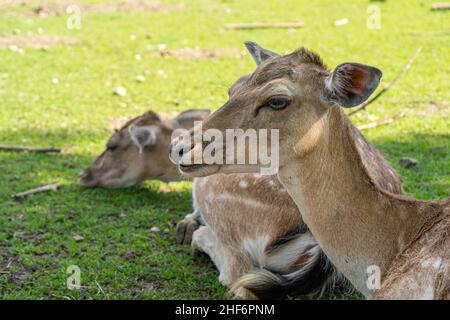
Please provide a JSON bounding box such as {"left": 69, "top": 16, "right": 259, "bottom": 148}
{"left": 215, "top": 192, "right": 270, "bottom": 209}
{"left": 432, "top": 258, "right": 442, "bottom": 269}
{"left": 239, "top": 180, "right": 248, "bottom": 189}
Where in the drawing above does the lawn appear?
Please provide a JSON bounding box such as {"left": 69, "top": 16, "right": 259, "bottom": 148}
{"left": 0, "top": 0, "right": 448, "bottom": 299}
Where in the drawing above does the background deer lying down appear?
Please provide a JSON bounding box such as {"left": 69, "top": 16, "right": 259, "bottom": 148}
{"left": 79, "top": 109, "right": 337, "bottom": 299}
{"left": 79, "top": 107, "right": 404, "bottom": 299}
{"left": 170, "top": 42, "right": 450, "bottom": 299}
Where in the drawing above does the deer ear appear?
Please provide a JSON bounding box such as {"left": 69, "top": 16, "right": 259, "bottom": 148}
{"left": 325, "top": 63, "right": 382, "bottom": 108}
{"left": 244, "top": 41, "right": 279, "bottom": 66}
{"left": 170, "top": 109, "right": 211, "bottom": 129}
{"left": 128, "top": 125, "right": 158, "bottom": 154}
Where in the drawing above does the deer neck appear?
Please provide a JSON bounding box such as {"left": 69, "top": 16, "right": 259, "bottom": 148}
{"left": 278, "top": 107, "right": 428, "bottom": 298}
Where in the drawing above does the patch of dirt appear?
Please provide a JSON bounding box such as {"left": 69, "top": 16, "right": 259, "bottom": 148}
{"left": 0, "top": 251, "right": 33, "bottom": 285}
{"left": 15, "top": 232, "right": 41, "bottom": 243}
{"left": 5, "top": 1, "right": 184, "bottom": 17}
{"left": 413, "top": 100, "right": 449, "bottom": 117}
{"left": 0, "top": 35, "right": 77, "bottom": 49}
{"left": 121, "top": 250, "right": 142, "bottom": 261}
{"left": 135, "top": 279, "right": 164, "bottom": 297}
{"left": 141, "top": 281, "right": 163, "bottom": 290}
{"left": 156, "top": 47, "right": 245, "bottom": 60}
{"left": 0, "top": 1, "right": 25, "bottom": 8}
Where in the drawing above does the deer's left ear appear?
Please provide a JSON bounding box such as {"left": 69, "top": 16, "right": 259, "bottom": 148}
{"left": 324, "top": 63, "right": 382, "bottom": 108}
{"left": 244, "top": 41, "right": 280, "bottom": 66}
{"left": 128, "top": 125, "right": 158, "bottom": 154}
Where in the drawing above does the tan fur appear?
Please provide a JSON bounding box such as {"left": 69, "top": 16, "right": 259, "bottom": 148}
{"left": 169, "top": 46, "right": 450, "bottom": 299}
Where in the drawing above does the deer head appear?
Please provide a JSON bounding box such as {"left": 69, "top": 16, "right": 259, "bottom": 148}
{"left": 79, "top": 109, "right": 210, "bottom": 187}
{"left": 169, "top": 42, "right": 382, "bottom": 177}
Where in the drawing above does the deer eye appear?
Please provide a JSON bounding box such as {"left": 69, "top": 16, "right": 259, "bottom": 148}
{"left": 264, "top": 97, "right": 292, "bottom": 110}
{"left": 106, "top": 140, "right": 118, "bottom": 151}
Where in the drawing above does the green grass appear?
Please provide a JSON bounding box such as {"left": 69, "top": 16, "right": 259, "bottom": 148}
{"left": 0, "top": 0, "right": 448, "bottom": 299}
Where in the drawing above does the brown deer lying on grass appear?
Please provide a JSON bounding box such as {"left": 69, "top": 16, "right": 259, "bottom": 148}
{"left": 79, "top": 109, "right": 338, "bottom": 299}
{"left": 169, "top": 42, "right": 450, "bottom": 299}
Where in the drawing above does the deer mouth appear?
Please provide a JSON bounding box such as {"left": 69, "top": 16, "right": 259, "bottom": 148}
{"left": 179, "top": 164, "right": 203, "bottom": 172}
{"left": 178, "top": 164, "right": 220, "bottom": 177}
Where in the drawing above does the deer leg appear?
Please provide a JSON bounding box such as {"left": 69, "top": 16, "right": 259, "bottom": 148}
{"left": 176, "top": 207, "right": 202, "bottom": 245}
{"left": 191, "top": 226, "right": 257, "bottom": 299}
{"left": 191, "top": 226, "right": 237, "bottom": 286}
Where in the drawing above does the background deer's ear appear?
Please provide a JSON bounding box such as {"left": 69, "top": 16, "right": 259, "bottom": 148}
{"left": 324, "top": 63, "right": 382, "bottom": 108}
{"left": 128, "top": 125, "right": 158, "bottom": 154}
{"left": 170, "top": 109, "right": 211, "bottom": 130}
{"left": 244, "top": 41, "right": 280, "bottom": 66}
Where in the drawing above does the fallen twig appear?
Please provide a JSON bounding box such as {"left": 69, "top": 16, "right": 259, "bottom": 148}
{"left": 431, "top": 3, "right": 450, "bottom": 10}
{"left": 12, "top": 183, "right": 62, "bottom": 201}
{"left": 0, "top": 145, "right": 61, "bottom": 153}
{"left": 357, "top": 111, "right": 406, "bottom": 131}
{"left": 95, "top": 279, "right": 109, "bottom": 298}
{"left": 348, "top": 47, "right": 422, "bottom": 116}
{"left": 224, "top": 22, "right": 304, "bottom": 30}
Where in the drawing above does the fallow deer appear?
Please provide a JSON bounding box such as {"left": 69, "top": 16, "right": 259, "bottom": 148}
{"left": 79, "top": 109, "right": 344, "bottom": 299}
{"left": 79, "top": 109, "right": 210, "bottom": 187}
{"left": 169, "top": 42, "right": 450, "bottom": 299}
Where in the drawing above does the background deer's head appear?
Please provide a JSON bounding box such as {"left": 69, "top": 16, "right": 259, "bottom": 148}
{"left": 79, "top": 109, "right": 210, "bottom": 187}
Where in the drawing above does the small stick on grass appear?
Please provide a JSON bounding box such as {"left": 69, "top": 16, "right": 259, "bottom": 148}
{"left": 357, "top": 111, "right": 406, "bottom": 131}
{"left": 225, "top": 22, "right": 304, "bottom": 30}
{"left": 95, "top": 280, "right": 109, "bottom": 299}
{"left": 348, "top": 47, "right": 422, "bottom": 117}
{"left": 431, "top": 3, "right": 450, "bottom": 10}
{"left": 0, "top": 145, "right": 61, "bottom": 153}
{"left": 12, "top": 183, "right": 62, "bottom": 201}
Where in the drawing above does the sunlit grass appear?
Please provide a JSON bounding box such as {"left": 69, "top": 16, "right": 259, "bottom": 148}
{"left": 0, "top": 0, "right": 448, "bottom": 299}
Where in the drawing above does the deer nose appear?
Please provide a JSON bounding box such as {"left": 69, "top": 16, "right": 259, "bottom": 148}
{"left": 169, "top": 141, "right": 195, "bottom": 164}
{"left": 78, "top": 168, "right": 94, "bottom": 186}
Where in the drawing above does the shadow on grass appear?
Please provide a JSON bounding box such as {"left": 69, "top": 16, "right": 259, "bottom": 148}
{"left": 371, "top": 133, "right": 449, "bottom": 199}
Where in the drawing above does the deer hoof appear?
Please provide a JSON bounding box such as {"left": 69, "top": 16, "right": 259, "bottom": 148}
{"left": 176, "top": 217, "right": 199, "bottom": 245}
